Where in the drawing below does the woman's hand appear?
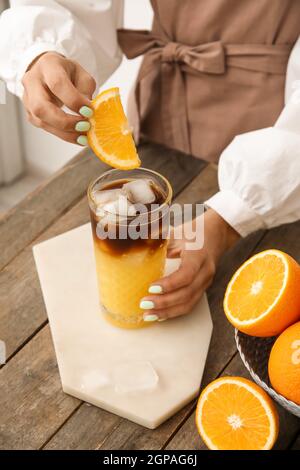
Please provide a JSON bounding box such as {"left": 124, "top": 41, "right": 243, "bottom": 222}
{"left": 22, "top": 52, "right": 96, "bottom": 145}
{"left": 140, "top": 209, "right": 240, "bottom": 322}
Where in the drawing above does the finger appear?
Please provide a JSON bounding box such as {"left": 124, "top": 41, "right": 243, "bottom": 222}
{"left": 142, "top": 282, "right": 196, "bottom": 310}
{"left": 43, "top": 103, "right": 87, "bottom": 132}
{"left": 144, "top": 299, "right": 198, "bottom": 321}
{"left": 167, "top": 247, "right": 182, "bottom": 258}
{"left": 38, "top": 101, "right": 87, "bottom": 132}
{"left": 44, "top": 124, "right": 84, "bottom": 144}
{"left": 23, "top": 77, "right": 85, "bottom": 132}
{"left": 73, "top": 62, "right": 97, "bottom": 99}
{"left": 143, "top": 275, "right": 212, "bottom": 321}
{"left": 142, "top": 267, "right": 208, "bottom": 310}
{"left": 27, "top": 112, "right": 84, "bottom": 144}
{"left": 46, "top": 68, "right": 91, "bottom": 113}
{"left": 167, "top": 237, "right": 182, "bottom": 258}
{"left": 153, "top": 255, "right": 203, "bottom": 294}
{"left": 144, "top": 254, "right": 214, "bottom": 320}
{"left": 160, "top": 279, "right": 211, "bottom": 320}
{"left": 143, "top": 267, "right": 214, "bottom": 321}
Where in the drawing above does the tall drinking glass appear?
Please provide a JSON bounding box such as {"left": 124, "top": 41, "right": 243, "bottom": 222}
{"left": 88, "top": 168, "right": 172, "bottom": 329}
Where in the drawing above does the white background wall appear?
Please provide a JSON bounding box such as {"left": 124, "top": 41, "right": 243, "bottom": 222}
{"left": 21, "top": 0, "right": 153, "bottom": 176}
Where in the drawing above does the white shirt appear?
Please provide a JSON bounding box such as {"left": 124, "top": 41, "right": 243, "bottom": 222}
{"left": 0, "top": 0, "right": 299, "bottom": 238}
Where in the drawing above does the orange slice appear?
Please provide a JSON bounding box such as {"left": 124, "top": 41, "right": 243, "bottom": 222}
{"left": 224, "top": 249, "right": 300, "bottom": 337}
{"left": 87, "top": 87, "right": 141, "bottom": 170}
{"left": 196, "top": 377, "right": 279, "bottom": 450}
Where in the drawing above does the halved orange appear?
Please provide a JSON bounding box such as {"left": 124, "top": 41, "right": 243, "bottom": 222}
{"left": 87, "top": 87, "right": 141, "bottom": 170}
{"left": 196, "top": 377, "right": 279, "bottom": 450}
{"left": 224, "top": 249, "right": 300, "bottom": 337}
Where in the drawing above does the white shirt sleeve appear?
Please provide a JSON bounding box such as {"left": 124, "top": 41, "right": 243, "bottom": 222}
{"left": 0, "top": 0, "right": 124, "bottom": 98}
{"left": 206, "top": 37, "right": 300, "bottom": 238}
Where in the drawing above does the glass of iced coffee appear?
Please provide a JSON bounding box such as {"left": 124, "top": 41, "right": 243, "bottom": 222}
{"left": 88, "top": 168, "right": 172, "bottom": 329}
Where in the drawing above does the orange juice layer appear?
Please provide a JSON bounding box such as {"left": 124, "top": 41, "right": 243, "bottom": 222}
{"left": 93, "top": 242, "right": 167, "bottom": 329}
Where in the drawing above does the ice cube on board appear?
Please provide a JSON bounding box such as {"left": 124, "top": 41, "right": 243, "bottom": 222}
{"left": 122, "top": 179, "right": 156, "bottom": 204}
{"left": 80, "top": 370, "right": 111, "bottom": 392}
{"left": 113, "top": 361, "right": 159, "bottom": 394}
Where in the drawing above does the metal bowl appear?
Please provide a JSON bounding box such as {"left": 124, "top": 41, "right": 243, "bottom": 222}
{"left": 235, "top": 329, "right": 300, "bottom": 418}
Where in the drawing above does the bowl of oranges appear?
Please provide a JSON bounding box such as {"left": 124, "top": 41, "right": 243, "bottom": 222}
{"left": 236, "top": 325, "right": 300, "bottom": 418}
{"left": 223, "top": 249, "right": 300, "bottom": 417}
{"left": 195, "top": 249, "right": 300, "bottom": 451}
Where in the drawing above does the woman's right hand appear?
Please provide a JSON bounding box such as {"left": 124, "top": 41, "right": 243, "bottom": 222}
{"left": 22, "top": 52, "right": 96, "bottom": 145}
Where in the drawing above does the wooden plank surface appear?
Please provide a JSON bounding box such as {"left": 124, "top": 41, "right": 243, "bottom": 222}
{"left": 45, "top": 401, "right": 195, "bottom": 451}
{"left": 0, "top": 326, "right": 80, "bottom": 450}
{"left": 291, "top": 433, "right": 300, "bottom": 450}
{"left": 0, "top": 148, "right": 107, "bottom": 271}
{"left": 175, "top": 164, "right": 218, "bottom": 204}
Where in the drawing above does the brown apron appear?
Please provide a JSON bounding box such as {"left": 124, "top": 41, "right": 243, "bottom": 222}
{"left": 118, "top": 0, "right": 300, "bottom": 162}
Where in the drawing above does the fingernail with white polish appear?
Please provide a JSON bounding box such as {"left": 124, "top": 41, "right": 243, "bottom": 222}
{"left": 143, "top": 314, "right": 159, "bottom": 322}
{"left": 77, "top": 135, "right": 88, "bottom": 146}
{"left": 79, "top": 106, "right": 93, "bottom": 118}
{"left": 148, "top": 285, "right": 163, "bottom": 294}
{"left": 140, "top": 300, "right": 155, "bottom": 310}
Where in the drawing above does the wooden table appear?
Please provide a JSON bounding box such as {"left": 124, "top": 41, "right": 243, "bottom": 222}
{"left": 0, "top": 142, "right": 299, "bottom": 450}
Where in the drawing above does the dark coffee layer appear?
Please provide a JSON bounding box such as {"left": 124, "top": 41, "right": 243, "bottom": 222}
{"left": 91, "top": 178, "right": 169, "bottom": 255}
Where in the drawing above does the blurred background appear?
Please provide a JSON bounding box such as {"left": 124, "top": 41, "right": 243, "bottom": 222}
{"left": 0, "top": 0, "right": 153, "bottom": 215}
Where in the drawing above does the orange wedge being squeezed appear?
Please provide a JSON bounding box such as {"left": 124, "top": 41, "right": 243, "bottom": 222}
{"left": 87, "top": 88, "right": 141, "bottom": 170}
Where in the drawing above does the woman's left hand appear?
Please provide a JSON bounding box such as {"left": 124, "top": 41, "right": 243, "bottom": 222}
{"left": 140, "top": 209, "right": 240, "bottom": 322}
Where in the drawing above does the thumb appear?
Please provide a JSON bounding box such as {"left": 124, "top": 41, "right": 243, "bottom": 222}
{"left": 167, "top": 225, "right": 185, "bottom": 258}
{"left": 167, "top": 232, "right": 183, "bottom": 258}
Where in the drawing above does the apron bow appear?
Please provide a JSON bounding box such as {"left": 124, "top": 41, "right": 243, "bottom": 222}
{"left": 161, "top": 40, "right": 225, "bottom": 74}
{"left": 117, "top": 28, "right": 292, "bottom": 155}
{"left": 117, "top": 29, "right": 225, "bottom": 74}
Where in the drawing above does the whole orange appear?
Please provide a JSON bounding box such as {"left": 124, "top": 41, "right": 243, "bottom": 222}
{"left": 268, "top": 321, "right": 300, "bottom": 404}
